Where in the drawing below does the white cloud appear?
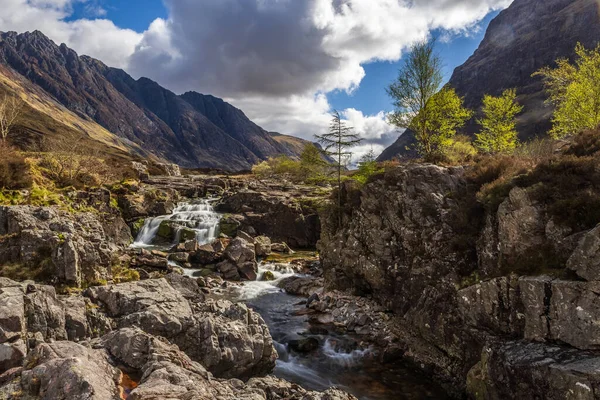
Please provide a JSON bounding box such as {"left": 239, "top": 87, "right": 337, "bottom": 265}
{"left": 0, "top": 0, "right": 513, "bottom": 157}
{"left": 0, "top": 0, "right": 141, "bottom": 68}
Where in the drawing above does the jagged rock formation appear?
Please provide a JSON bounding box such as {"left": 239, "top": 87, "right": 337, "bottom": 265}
{"left": 318, "top": 163, "right": 600, "bottom": 397}
{"left": 0, "top": 191, "right": 131, "bottom": 287}
{"left": 378, "top": 0, "right": 600, "bottom": 161}
{"left": 0, "top": 30, "right": 316, "bottom": 171}
{"left": 0, "top": 278, "right": 354, "bottom": 399}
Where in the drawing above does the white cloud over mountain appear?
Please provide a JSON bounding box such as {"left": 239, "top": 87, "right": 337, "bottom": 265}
{"left": 0, "top": 0, "right": 512, "bottom": 158}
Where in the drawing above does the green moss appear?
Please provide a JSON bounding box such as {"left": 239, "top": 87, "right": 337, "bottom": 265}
{"left": 29, "top": 185, "right": 61, "bottom": 206}
{"left": 131, "top": 218, "right": 146, "bottom": 237}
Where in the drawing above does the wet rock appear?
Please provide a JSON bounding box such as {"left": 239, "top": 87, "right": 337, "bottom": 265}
{"left": 289, "top": 337, "right": 319, "bottom": 353}
{"left": 219, "top": 214, "right": 243, "bottom": 237}
{"left": 237, "top": 230, "right": 255, "bottom": 244}
{"left": 224, "top": 237, "right": 256, "bottom": 265}
{"left": 191, "top": 240, "right": 224, "bottom": 265}
{"left": 261, "top": 270, "right": 276, "bottom": 281}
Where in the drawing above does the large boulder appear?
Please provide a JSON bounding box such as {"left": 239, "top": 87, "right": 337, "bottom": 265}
{"left": 20, "top": 341, "right": 120, "bottom": 400}
{"left": 0, "top": 206, "right": 130, "bottom": 287}
{"left": 85, "top": 278, "right": 277, "bottom": 378}
{"left": 222, "top": 237, "right": 258, "bottom": 281}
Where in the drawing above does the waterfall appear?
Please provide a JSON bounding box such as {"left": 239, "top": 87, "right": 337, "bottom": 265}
{"left": 131, "top": 199, "right": 221, "bottom": 248}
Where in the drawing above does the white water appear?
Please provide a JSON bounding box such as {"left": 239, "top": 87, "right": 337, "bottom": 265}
{"left": 132, "top": 199, "right": 221, "bottom": 248}
{"left": 235, "top": 263, "right": 297, "bottom": 300}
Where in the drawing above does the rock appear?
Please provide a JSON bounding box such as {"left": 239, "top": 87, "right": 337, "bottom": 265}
{"left": 468, "top": 340, "right": 600, "bottom": 400}
{"left": 21, "top": 341, "right": 120, "bottom": 400}
{"left": 85, "top": 279, "right": 277, "bottom": 378}
{"left": 219, "top": 214, "right": 243, "bottom": 237}
{"left": 0, "top": 339, "right": 26, "bottom": 373}
{"left": 157, "top": 221, "right": 195, "bottom": 243}
{"left": 272, "top": 242, "right": 293, "bottom": 254}
{"left": 0, "top": 206, "right": 129, "bottom": 287}
{"left": 237, "top": 230, "right": 255, "bottom": 244}
{"left": 567, "top": 224, "right": 600, "bottom": 281}
{"left": 224, "top": 237, "right": 256, "bottom": 265}
{"left": 278, "top": 276, "right": 324, "bottom": 297}
{"left": 261, "top": 270, "right": 276, "bottom": 281}
{"left": 238, "top": 262, "right": 258, "bottom": 281}
{"left": 191, "top": 241, "right": 223, "bottom": 265}
{"left": 216, "top": 189, "right": 322, "bottom": 248}
{"left": 255, "top": 236, "right": 272, "bottom": 257}
{"left": 218, "top": 260, "right": 241, "bottom": 281}
{"left": 62, "top": 296, "right": 89, "bottom": 341}
{"left": 168, "top": 252, "right": 190, "bottom": 263}
{"left": 288, "top": 337, "right": 319, "bottom": 353}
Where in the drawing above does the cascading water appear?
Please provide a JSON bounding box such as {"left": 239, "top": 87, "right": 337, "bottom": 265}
{"left": 220, "top": 263, "right": 449, "bottom": 400}
{"left": 131, "top": 199, "right": 221, "bottom": 248}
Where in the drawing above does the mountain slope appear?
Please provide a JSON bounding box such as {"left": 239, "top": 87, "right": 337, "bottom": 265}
{"left": 379, "top": 0, "right": 600, "bottom": 161}
{"left": 0, "top": 30, "right": 305, "bottom": 170}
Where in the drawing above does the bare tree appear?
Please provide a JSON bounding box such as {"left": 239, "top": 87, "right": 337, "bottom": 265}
{"left": 0, "top": 95, "right": 24, "bottom": 142}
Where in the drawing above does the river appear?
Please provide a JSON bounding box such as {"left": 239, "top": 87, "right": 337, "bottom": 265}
{"left": 130, "top": 201, "right": 448, "bottom": 400}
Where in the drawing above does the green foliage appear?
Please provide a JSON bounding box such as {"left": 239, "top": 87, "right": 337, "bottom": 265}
{"left": 535, "top": 43, "right": 600, "bottom": 138}
{"left": 112, "top": 264, "right": 140, "bottom": 284}
{"left": 353, "top": 149, "right": 384, "bottom": 184}
{"left": 475, "top": 89, "right": 523, "bottom": 154}
{"left": 29, "top": 184, "right": 61, "bottom": 206}
{"left": 251, "top": 160, "right": 272, "bottom": 178}
{"left": 445, "top": 134, "right": 478, "bottom": 165}
{"left": 387, "top": 40, "right": 472, "bottom": 160}
{"left": 414, "top": 88, "right": 473, "bottom": 160}
{"left": 387, "top": 39, "right": 444, "bottom": 130}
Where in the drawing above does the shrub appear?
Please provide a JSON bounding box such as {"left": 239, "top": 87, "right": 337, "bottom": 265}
{"left": 445, "top": 135, "right": 477, "bottom": 165}
{"left": 0, "top": 143, "right": 32, "bottom": 189}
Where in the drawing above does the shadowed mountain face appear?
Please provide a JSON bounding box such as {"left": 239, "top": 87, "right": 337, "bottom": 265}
{"left": 378, "top": 0, "right": 600, "bottom": 161}
{"left": 0, "top": 30, "right": 312, "bottom": 170}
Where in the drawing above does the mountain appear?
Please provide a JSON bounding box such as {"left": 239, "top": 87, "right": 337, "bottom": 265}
{"left": 0, "top": 30, "right": 311, "bottom": 170}
{"left": 378, "top": 0, "right": 600, "bottom": 161}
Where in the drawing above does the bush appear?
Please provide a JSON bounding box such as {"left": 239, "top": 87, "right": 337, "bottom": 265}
{"left": 445, "top": 135, "right": 477, "bottom": 165}
{"left": 0, "top": 143, "right": 32, "bottom": 189}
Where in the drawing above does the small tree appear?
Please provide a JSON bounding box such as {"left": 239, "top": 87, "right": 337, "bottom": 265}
{"left": 354, "top": 149, "right": 383, "bottom": 184}
{"left": 387, "top": 40, "right": 471, "bottom": 160}
{"left": 315, "top": 110, "right": 362, "bottom": 220}
{"left": 0, "top": 95, "right": 24, "bottom": 142}
{"left": 475, "top": 89, "right": 523, "bottom": 154}
{"left": 534, "top": 43, "right": 600, "bottom": 138}
{"left": 299, "top": 143, "right": 328, "bottom": 182}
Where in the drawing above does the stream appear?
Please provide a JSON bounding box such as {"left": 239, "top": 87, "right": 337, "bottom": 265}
{"left": 130, "top": 201, "right": 448, "bottom": 400}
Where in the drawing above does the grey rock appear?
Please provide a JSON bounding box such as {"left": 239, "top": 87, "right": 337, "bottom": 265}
{"left": 567, "top": 225, "right": 600, "bottom": 281}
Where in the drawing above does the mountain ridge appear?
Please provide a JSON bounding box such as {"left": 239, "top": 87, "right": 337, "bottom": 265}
{"left": 0, "top": 30, "right": 315, "bottom": 171}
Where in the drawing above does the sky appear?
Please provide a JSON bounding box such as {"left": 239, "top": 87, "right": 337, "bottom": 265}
{"left": 0, "top": 0, "right": 512, "bottom": 160}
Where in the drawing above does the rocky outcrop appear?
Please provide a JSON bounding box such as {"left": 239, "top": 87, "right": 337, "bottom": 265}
{"left": 0, "top": 205, "right": 131, "bottom": 286}
{"left": 318, "top": 164, "right": 600, "bottom": 396}
{"left": 217, "top": 187, "right": 322, "bottom": 248}
{"left": 0, "top": 276, "right": 355, "bottom": 399}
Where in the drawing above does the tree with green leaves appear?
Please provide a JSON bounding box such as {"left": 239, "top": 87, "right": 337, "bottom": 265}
{"left": 387, "top": 40, "right": 472, "bottom": 160}
{"left": 534, "top": 43, "right": 600, "bottom": 138}
{"left": 354, "top": 149, "right": 383, "bottom": 184}
{"left": 475, "top": 89, "right": 523, "bottom": 154}
{"left": 315, "top": 110, "right": 362, "bottom": 218}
